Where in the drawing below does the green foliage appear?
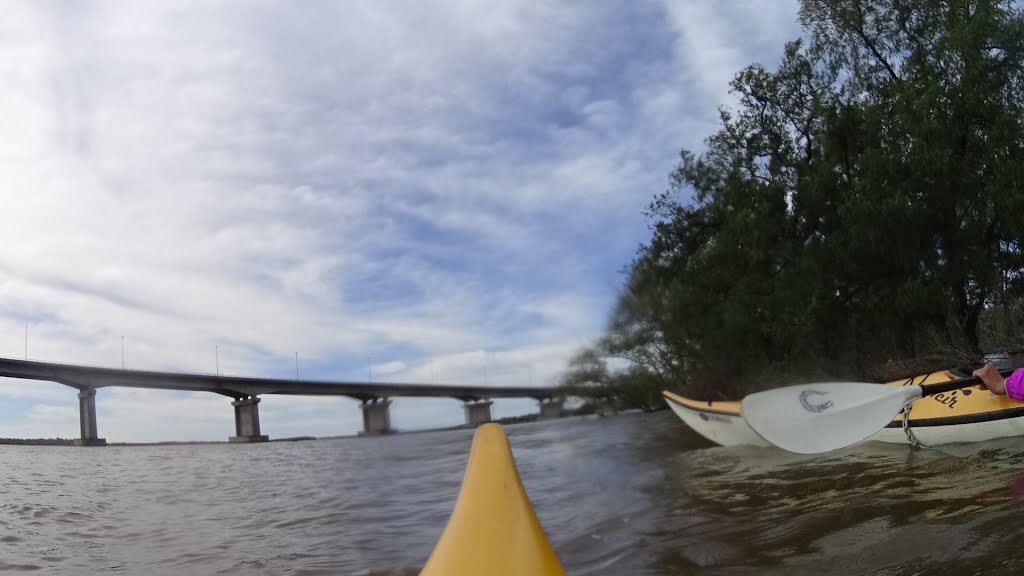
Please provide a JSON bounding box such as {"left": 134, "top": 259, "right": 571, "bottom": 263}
{"left": 0, "top": 438, "right": 74, "bottom": 446}
{"left": 610, "top": 0, "right": 1024, "bottom": 399}
{"left": 557, "top": 346, "right": 666, "bottom": 413}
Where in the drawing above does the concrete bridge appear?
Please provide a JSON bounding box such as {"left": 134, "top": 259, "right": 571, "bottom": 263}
{"left": 0, "top": 357, "right": 564, "bottom": 445}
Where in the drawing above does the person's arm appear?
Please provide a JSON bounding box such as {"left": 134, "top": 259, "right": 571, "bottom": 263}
{"left": 1005, "top": 369, "right": 1024, "bottom": 400}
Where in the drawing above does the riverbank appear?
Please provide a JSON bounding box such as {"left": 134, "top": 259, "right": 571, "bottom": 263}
{"left": 0, "top": 412, "right": 562, "bottom": 447}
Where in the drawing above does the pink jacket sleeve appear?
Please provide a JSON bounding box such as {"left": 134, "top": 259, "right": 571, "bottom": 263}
{"left": 1005, "top": 369, "right": 1024, "bottom": 400}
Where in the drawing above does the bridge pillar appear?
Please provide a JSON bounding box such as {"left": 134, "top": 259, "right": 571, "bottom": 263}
{"left": 538, "top": 398, "right": 563, "bottom": 420}
{"left": 463, "top": 400, "right": 493, "bottom": 427}
{"left": 229, "top": 396, "right": 269, "bottom": 443}
{"left": 73, "top": 388, "right": 106, "bottom": 446}
{"left": 360, "top": 398, "right": 393, "bottom": 435}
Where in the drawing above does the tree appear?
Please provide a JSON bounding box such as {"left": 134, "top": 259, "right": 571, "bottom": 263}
{"left": 557, "top": 346, "right": 666, "bottom": 412}
{"left": 610, "top": 0, "right": 1024, "bottom": 399}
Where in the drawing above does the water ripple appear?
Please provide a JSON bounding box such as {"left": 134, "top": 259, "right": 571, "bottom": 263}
{"left": 5, "top": 413, "right": 1024, "bottom": 574}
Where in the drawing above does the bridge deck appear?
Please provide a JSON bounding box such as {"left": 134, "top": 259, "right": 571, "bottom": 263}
{"left": 0, "top": 357, "right": 558, "bottom": 402}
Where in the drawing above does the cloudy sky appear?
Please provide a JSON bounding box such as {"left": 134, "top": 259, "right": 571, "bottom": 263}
{"left": 0, "top": 0, "right": 800, "bottom": 442}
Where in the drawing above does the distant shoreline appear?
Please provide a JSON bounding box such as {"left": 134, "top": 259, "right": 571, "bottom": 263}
{"left": 0, "top": 412, "right": 552, "bottom": 447}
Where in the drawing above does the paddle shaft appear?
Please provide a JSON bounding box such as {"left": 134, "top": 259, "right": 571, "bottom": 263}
{"left": 917, "top": 367, "right": 1018, "bottom": 397}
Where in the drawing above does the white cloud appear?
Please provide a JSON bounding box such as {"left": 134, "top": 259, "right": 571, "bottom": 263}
{"left": 0, "top": 377, "right": 68, "bottom": 400}
{"left": 97, "top": 388, "right": 233, "bottom": 442}
{"left": 0, "top": 0, "right": 802, "bottom": 440}
{"left": 25, "top": 402, "right": 77, "bottom": 423}
{"left": 661, "top": 0, "right": 801, "bottom": 108}
{"left": 371, "top": 361, "right": 406, "bottom": 376}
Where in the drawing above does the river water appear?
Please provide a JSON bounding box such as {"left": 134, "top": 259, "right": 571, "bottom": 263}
{"left": 3, "top": 410, "right": 1024, "bottom": 574}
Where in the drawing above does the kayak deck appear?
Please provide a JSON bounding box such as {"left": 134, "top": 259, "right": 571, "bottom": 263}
{"left": 419, "top": 423, "right": 565, "bottom": 576}
{"left": 886, "top": 371, "right": 1024, "bottom": 426}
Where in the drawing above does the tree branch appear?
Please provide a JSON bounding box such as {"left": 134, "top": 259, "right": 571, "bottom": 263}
{"left": 853, "top": 0, "right": 901, "bottom": 82}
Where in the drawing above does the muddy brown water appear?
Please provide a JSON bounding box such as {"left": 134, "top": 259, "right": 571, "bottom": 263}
{"left": 2, "top": 410, "right": 1024, "bottom": 574}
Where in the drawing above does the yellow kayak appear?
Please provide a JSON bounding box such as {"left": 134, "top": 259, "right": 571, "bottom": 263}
{"left": 420, "top": 423, "right": 566, "bottom": 576}
{"left": 664, "top": 368, "right": 1024, "bottom": 447}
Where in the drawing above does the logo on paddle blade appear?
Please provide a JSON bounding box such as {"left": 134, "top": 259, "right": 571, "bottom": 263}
{"left": 799, "top": 389, "right": 833, "bottom": 413}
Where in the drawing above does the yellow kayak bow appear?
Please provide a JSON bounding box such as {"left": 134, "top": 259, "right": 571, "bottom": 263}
{"left": 419, "top": 423, "right": 566, "bottom": 576}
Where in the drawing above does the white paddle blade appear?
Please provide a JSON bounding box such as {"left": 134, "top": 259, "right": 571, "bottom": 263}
{"left": 741, "top": 382, "right": 923, "bottom": 454}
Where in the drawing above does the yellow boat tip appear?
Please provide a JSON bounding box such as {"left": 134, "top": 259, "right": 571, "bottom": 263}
{"left": 419, "top": 423, "right": 566, "bottom": 576}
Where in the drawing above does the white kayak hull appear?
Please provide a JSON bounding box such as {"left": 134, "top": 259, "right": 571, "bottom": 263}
{"left": 663, "top": 392, "right": 768, "bottom": 447}
{"left": 868, "top": 413, "right": 1024, "bottom": 446}
{"left": 664, "top": 388, "right": 1024, "bottom": 448}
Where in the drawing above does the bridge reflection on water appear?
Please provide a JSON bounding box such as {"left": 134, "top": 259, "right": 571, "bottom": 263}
{"left": 0, "top": 357, "right": 563, "bottom": 445}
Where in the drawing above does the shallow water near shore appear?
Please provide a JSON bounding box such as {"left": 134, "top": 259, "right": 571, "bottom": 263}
{"left": 3, "top": 410, "right": 1024, "bottom": 574}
